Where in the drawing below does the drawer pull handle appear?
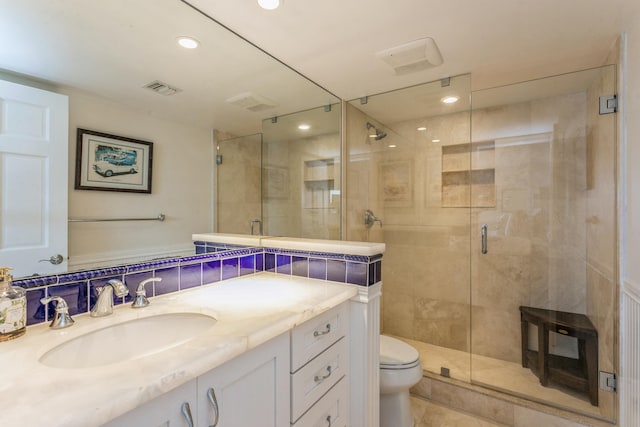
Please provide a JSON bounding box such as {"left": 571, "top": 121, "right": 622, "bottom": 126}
{"left": 314, "top": 323, "right": 331, "bottom": 337}
{"left": 326, "top": 415, "right": 332, "bottom": 426}
{"left": 558, "top": 328, "right": 569, "bottom": 335}
{"left": 181, "top": 402, "right": 194, "bottom": 427}
{"left": 207, "top": 387, "right": 220, "bottom": 427}
{"left": 314, "top": 365, "right": 333, "bottom": 383}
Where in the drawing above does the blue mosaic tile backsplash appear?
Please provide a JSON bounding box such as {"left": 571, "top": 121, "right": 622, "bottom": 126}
{"left": 15, "top": 244, "right": 383, "bottom": 327}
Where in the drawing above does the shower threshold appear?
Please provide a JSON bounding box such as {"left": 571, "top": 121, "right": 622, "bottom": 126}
{"left": 389, "top": 335, "right": 612, "bottom": 423}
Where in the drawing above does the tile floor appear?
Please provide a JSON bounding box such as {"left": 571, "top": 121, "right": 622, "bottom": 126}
{"left": 412, "top": 397, "right": 505, "bottom": 427}
{"left": 395, "top": 336, "right": 602, "bottom": 417}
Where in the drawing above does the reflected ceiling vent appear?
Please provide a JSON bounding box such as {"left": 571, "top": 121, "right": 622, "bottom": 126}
{"left": 226, "top": 92, "right": 277, "bottom": 112}
{"left": 143, "top": 80, "right": 182, "bottom": 96}
{"left": 376, "top": 37, "right": 443, "bottom": 75}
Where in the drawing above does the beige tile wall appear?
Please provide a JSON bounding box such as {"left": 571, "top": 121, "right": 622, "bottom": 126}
{"left": 584, "top": 64, "right": 618, "bottom": 418}
{"left": 263, "top": 131, "right": 341, "bottom": 239}
{"left": 346, "top": 70, "right": 616, "bottom": 418}
{"left": 215, "top": 132, "right": 262, "bottom": 234}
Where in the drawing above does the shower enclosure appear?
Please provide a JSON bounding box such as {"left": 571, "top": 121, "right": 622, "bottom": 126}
{"left": 346, "top": 66, "right": 617, "bottom": 421}
{"left": 215, "top": 104, "right": 342, "bottom": 238}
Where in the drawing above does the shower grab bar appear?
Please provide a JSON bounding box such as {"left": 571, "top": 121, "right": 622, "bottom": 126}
{"left": 481, "top": 224, "right": 488, "bottom": 254}
{"left": 68, "top": 213, "right": 165, "bottom": 223}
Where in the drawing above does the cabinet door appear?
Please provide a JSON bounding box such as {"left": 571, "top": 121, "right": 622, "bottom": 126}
{"left": 197, "top": 333, "right": 290, "bottom": 427}
{"left": 102, "top": 379, "right": 197, "bottom": 427}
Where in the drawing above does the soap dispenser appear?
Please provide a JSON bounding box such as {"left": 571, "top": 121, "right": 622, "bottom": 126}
{"left": 0, "top": 267, "right": 27, "bottom": 341}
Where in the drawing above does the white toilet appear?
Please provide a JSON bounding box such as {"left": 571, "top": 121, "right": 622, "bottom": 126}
{"left": 379, "top": 335, "right": 423, "bottom": 427}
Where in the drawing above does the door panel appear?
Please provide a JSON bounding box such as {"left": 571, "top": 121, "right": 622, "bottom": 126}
{"left": 0, "top": 79, "right": 68, "bottom": 277}
{"left": 470, "top": 65, "right": 617, "bottom": 420}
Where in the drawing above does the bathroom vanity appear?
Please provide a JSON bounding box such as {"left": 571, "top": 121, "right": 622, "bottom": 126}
{"left": 0, "top": 274, "right": 360, "bottom": 427}
{"left": 105, "top": 299, "right": 350, "bottom": 427}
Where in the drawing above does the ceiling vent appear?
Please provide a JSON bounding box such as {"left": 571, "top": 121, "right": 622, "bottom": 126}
{"left": 143, "top": 80, "right": 182, "bottom": 96}
{"left": 376, "top": 37, "right": 443, "bottom": 75}
{"left": 226, "top": 92, "right": 277, "bottom": 112}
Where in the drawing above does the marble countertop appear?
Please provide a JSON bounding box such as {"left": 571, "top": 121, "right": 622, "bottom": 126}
{"left": 192, "top": 233, "right": 386, "bottom": 257}
{"left": 0, "top": 273, "right": 358, "bottom": 427}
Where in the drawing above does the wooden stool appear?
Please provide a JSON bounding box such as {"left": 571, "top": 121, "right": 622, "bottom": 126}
{"left": 519, "top": 306, "right": 598, "bottom": 406}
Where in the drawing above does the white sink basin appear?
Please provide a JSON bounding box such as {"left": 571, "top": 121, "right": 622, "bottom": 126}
{"left": 40, "top": 313, "right": 217, "bottom": 369}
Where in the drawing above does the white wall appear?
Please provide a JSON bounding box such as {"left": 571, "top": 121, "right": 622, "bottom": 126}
{"left": 63, "top": 88, "right": 213, "bottom": 268}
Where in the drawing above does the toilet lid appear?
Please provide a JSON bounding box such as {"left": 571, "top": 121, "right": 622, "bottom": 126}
{"left": 380, "top": 335, "right": 419, "bottom": 367}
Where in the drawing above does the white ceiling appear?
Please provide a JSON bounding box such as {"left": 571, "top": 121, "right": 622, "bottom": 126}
{"left": 188, "top": 0, "right": 640, "bottom": 99}
{"left": 0, "top": 0, "right": 339, "bottom": 135}
{"left": 1, "top": 0, "right": 639, "bottom": 136}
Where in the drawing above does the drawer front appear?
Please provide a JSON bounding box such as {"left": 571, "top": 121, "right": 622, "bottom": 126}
{"left": 293, "top": 376, "right": 348, "bottom": 427}
{"left": 291, "top": 302, "right": 348, "bottom": 372}
{"left": 291, "top": 337, "right": 348, "bottom": 422}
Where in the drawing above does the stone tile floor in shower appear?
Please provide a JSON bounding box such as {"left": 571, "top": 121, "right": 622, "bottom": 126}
{"left": 395, "top": 336, "right": 600, "bottom": 417}
{"left": 412, "top": 397, "right": 503, "bottom": 427}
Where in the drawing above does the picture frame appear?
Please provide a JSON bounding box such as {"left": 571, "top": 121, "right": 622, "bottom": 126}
{"left": 263, "top": 165, "right": 289, "bottom": 199}
{"left": 378, "top": 160, "right": 413, "bottom": 207}
{"left": 75, "top": 128, "right": 153, "bottom": 194}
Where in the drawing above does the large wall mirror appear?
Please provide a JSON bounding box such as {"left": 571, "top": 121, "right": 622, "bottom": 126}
{"left": 0, "top": 0, "right": 340, "bottom": 278}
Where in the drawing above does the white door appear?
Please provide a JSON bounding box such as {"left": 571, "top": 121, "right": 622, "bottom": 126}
{"left": 0, "top": 79, "right": 68, "bottom": 278}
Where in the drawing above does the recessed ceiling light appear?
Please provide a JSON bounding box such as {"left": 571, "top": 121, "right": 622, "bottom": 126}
{"left": 177, "top": 37, "right": 199, "bottom": 49}
{"left": 388, "top": 144, "right": 397, "bottom": 148}
{"left": 417, "top": 127, "right": 427, "bottom": 131}
{"left": 441, "top": 96, "right": 459, "bottom": 104}
{"left": 298, "top": 124, "right": 311, "bottom": 130}
{"left": 258, "top": 0, "right": 281, "bottom": 10}
{"left": 432, "top": 139, "right": 441, "bottom": 143}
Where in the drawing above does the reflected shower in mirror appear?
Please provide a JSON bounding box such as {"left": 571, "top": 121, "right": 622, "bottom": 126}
{"left": 215, "top": 104, "right": 342, "bottom": 239}
{"left": 0, "top": 0, "right": 339, "bottom": 278}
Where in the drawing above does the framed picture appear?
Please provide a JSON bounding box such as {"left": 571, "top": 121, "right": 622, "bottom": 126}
{"left": 263, "top": 165, "right": 289, "bottom": 199}
{"left": 379, "top": 160, "right": 413, "bottom": 207}
{"left": 75, "top": 128, "right": 153, "bottom": 193}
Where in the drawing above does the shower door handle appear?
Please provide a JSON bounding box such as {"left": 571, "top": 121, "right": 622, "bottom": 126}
{"left": 481, "top": 224, "right": 488, "bottom": 254}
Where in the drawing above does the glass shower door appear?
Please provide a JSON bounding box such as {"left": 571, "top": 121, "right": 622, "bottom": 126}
{"left": 346, "top": 75, "right": 473, "bottom": 383}
{"left": 215, "top": 133, "right": 263, "bottom": 235}
{"left": 470, "top": 65, "right": 617, "bottom": 420}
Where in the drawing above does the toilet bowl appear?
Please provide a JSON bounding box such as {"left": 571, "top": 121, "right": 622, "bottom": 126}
{"left": 380, "top": 335, "right": 423, "bottom": 427}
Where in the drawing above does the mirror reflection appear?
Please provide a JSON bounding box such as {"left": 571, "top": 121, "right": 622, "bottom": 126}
{"left": 0, "top": 0, "right": 340, "bottom": 278}
{"left": 215, "top": 105, "right": 342, "bottom": 239}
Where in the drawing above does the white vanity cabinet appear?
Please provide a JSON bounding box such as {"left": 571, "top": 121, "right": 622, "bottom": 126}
{"left": 102, "top": 333, "right": 289, "bottom": 427}
{"left": 290, "top": 302, "right": 349, "bottom": 427}
{"left": 196, "top": 332, "right": 290, "bottom": 427}
{"left": 100, "top": 302, "right": 352, "bottom": 427}
{"left": 103, "top": 379, "right": 197, "bottom": 427}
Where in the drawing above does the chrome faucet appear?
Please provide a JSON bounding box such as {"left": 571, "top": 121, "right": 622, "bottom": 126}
{"left": 364, "top": 209, "right": 383, "bottom": 228}
{"left": 40, "top": 296, "right": 75, "bottom": 329}
{"left": 90, "top": 279, "right": 129, "bottom": 317}
{"left": 131, "top": 277, "right": 162, "bottom": 308}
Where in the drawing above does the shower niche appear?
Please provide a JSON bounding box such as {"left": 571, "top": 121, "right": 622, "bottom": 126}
{"left": 303, "top": 158, "right": 337, "bottom": 209}
{"left": 441, "top": 140, "right": 496, "bottom": 208}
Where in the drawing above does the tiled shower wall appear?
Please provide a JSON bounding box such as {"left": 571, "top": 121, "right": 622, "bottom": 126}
{"left": 346, "top": 102, "right": 473, "bottom": 359}
{"left": 584, "top": 65, "right": 618, "bottom": 417}
{"left": 346, "top": 74, "right": 615, "bottom": 382}
{"left": 215, "top": 131, "right": 262, "bottom": 235}
{"left": 262, "top": 131, "right": 341, "bottom": 239}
